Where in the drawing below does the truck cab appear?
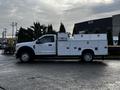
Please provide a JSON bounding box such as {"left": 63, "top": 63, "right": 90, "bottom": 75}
{"left": 15, "top": 34, "right": 56, "bottom": 62}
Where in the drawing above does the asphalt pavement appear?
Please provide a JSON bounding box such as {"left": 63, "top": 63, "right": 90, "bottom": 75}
{"left": 0, "top": 50, "right": 120, "bottom": 90}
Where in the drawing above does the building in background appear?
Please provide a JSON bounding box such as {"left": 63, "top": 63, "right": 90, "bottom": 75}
{"left": 113, "top": 14, "right": 120, "bottom": 36}
{"left": 113, "top": 36, "right": 118, "bottom": 46}
{"left": 73, "top": 14, "right": 120, "bottom": 36}
{"left": 0, "top": 38, "right": 2, "bottom": 49}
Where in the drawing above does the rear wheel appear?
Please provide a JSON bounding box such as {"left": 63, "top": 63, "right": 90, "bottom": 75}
{"left": 82, "top": 52, "right": 94, "bottom": 62}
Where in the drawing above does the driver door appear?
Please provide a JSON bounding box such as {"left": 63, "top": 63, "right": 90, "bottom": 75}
{"left": 35, "top": 35, "right": 56, "bottom": 55}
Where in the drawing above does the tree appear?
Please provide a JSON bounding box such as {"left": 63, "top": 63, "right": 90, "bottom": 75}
{"left": 17, "top": 27, "right": 34, "bottom": 43}
{"left": 40, "top": 25, "right": 47, "bottom": 35}
{"left": 47, "top": 24, "right": 53, "bottom": 34}
{"left": 59, "top": 23, "right": 66, "bottom": 33}
{"left": 16, "top": 22, "right": 57, "bottom": 43}
{"left": 27, "top": 28, "right": 34, "bottom": 40}
{"left": 47, "top": 24, "right": 56, "bottom": 34}
{"left": 31, "top": 22, "right": 42, "bottom": 39}
{"left": 107, "top": 30, "right": 113, "bottom": 45}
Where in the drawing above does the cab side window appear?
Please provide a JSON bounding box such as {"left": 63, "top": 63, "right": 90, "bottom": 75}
{"left": 36, "top": 36, "right": 54, "bottom": 44}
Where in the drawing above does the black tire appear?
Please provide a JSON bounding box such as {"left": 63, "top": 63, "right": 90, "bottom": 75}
{"left": 19, "top": 52, "right": 33, "bottom": 62}
{"left": 82, "top": 52, "right": 94, "bottom": 62}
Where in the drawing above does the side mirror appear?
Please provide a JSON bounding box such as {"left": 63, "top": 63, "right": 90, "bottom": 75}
{"left": 36, "top": 40, "right": 41, "bottom": 44}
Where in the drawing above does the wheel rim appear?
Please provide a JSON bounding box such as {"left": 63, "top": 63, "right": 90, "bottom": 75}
{"left": 84, "top": 53, "right": 92, "bottom": 62}
{"left": 21, "top": 53, "right": 29, "bottom": 62}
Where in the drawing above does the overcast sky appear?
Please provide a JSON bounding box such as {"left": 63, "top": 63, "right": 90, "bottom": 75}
{"left": 0, "top": 0, "right": 120, "bottom": 37}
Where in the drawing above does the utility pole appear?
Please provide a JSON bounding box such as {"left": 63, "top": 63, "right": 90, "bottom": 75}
{"left": 1, "top": 28, "right": 7, "bottom": 48}
{"left": 4, "top": 28, "right": 7, "bottom": 39}
{"left": 2, "top": 31, "right": 4, "bottom": 39}
{"left": 11, "top": 22, "right": 15, "bottom": 38}
{"left": 15, "top": 22, "right": 17, "bottom": 31}
{"left": 11, "top": 22, "right": 18, "bottom": 38}
{"left": 15, "top": 22, "right": 18, "bottom": 36}
{"left": 2, "top": 28, "right": 7, "bottom": 39}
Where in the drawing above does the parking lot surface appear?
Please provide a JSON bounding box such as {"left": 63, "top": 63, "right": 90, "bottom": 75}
{"left": 0, "top": 51, "right": 120, "bottom": 90}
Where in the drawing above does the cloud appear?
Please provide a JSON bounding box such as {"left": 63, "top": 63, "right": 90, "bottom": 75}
{"left": 92, "top": 0, "right": 120, "bottom": 14}
{"left": 0, "top": 0, "right": 120, "bottom": 36}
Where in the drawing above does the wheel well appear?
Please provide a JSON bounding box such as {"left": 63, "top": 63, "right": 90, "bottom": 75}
{"left": 16, "top": 46, "right": 35, "bottom": 58}
{"left": 82, "top": 49, "right": 94, "bottom": 55}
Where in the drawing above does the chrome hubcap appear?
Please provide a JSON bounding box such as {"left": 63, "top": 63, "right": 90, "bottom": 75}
{"left": 84, "top": 53, "right": 92, "bottom": 61}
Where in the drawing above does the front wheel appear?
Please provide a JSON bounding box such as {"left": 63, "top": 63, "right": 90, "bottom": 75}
{"left": 19, "top": 52, "right": 32, "bottom": 62}
{"left": 82, "top": 52, "right": 94, "bottom": 62}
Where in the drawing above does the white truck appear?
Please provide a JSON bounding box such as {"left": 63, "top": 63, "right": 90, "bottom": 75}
{"left": 15, "top": 33, "right": 108, "bottom": 62}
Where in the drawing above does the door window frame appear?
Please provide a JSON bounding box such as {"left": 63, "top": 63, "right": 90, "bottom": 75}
{"left": 36, "top": 35, "right": 55, "bottom": 44}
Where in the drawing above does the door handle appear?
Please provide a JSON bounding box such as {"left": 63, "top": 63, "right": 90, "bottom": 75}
{"left": 48, "top": 44, "right": 52, "bottom": 46}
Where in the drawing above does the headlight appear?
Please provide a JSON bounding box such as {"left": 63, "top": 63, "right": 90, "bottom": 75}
{"left": 16, "top": 45, "right": 19, "bottom": 48}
